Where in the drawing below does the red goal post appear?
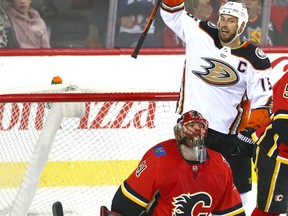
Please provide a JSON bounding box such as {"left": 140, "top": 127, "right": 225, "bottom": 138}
{"left": 0, "top": 85, "right": 179, "bottom": 216}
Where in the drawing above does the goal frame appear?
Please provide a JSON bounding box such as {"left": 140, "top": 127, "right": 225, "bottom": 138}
{"left": 0, "top": 90, "right": 179, "bottom": 216}
{"left": 0, "top": 92, "right": 178, "bottom": 103}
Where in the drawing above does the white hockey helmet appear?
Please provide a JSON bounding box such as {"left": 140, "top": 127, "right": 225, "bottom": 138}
{"left": 218, "top": 2, "right": 249, "bottom": 35}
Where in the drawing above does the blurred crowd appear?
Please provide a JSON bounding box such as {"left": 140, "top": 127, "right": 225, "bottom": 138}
{"left": 0, "top": 0, "right": 287, "bottom": 49}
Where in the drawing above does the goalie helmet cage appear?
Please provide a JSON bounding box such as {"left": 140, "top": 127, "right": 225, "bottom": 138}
{"left": 0, "top": 85, "right": 179, "bottom": 216}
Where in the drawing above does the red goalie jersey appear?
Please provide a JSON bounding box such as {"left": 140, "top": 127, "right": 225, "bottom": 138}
{"left": 111, "top": 139, "right": 245, "bottom": 215}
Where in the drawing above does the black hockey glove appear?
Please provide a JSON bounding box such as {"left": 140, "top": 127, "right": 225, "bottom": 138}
{"left": 100, "top": 206, "right": 122, "bottom": 216}
{"left": 233, "top": 127, "right": 256, "bottom": 158}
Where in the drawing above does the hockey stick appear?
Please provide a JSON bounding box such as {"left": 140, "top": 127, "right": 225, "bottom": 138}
{"left": 131, "top": 0, "right": 162, "bottom": 59}
{"left": 52, "top": 201, "right": 64, "bottom": 216}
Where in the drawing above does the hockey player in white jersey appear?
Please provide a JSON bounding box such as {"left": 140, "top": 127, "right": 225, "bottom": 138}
{"left": 160, "top": 0, "right": 272, "bottom": 208}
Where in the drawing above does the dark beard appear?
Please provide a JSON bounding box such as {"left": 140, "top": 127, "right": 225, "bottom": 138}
{"left": 219, "top": 32, "right": 237, "bottom": 44}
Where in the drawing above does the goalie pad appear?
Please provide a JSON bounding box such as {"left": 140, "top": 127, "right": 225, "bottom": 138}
{"left": 100, "top": 206, "right": 122, "bottom": 216}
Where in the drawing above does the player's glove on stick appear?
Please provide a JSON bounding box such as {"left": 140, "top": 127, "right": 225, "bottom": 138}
{"left": 233, "top": 127, "right": 256, "bottom": 158}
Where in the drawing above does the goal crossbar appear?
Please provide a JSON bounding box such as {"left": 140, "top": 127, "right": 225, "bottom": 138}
{"left": 0, "top": 92, "right": 179, "bottom": 103}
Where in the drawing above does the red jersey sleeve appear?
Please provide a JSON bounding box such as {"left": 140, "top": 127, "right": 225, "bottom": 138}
{"left": 123, "top": 144, "right": 160, "bottom": 207}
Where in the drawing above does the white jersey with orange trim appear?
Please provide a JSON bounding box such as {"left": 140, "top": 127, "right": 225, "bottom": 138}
{"left": 160, "top": 1, "right": 272, "bottom": 134}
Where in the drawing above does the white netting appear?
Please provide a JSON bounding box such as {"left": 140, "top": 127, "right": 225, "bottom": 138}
{"left": 0, "top": 86, "right": 179, "bottom": 215}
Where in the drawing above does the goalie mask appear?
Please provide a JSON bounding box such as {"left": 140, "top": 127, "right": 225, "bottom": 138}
{"left": 174, "top": 110, "right": 208, "bottom": 163}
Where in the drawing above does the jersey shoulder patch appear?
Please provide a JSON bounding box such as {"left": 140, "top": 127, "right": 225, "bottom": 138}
{"left": 153, "top": 144, "right": 166, "bottom": 156}
{"left": 255, "top": 47, "right": 267, "bottom": 59}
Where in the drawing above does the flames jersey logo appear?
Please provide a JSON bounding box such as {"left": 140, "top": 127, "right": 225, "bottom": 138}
{"left": 192, "top": 57, "right": 239, "bottom": 86}
{"left": 172, "top": 192, "right": 212, "bottom": 215}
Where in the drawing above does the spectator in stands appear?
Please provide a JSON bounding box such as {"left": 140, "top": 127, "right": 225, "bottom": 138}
{"left": 185, "top": 0, "right": 224, "bottom": 23}
{"left": 270, "top": 0, "right": 288, "bottom": 45}
{"left": 186, "top": 0, "right": 213, "bottom": 21}
{"left": 114, "top": 0, "right": 157, "bottom": 48}
{"left": 210, "top": 0, "right": 227, "bottom": 23}
{"left": 281, "top": 16, "right": 288, "bottom": 45}
{"left": 5, "top": 0, "right": 50, "bottom": 48}
{"left": 85, "top": 0, "right": 110, "bottom": 48}
{"left": 238, "top": 0, "right": 280, "bottom": 46}
{"left": 0, "top": 0, "right": 19, "bottom": 48}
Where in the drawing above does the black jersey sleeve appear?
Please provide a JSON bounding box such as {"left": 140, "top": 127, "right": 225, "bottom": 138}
{"left": 111, "top": 186, "right": 147, "bottom": 216}
{"left": 199, "top": 21, "right": 222, "bottom": 48}
{"left": 233, "top": 43, "right": 271, "bottom": 70}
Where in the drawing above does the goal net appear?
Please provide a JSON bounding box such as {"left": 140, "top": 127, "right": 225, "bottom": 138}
{"left": 0, "top": 84, "right": 179, "bottom": 216}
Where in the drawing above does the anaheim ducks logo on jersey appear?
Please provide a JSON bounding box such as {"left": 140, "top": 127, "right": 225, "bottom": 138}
{"left": 172, "top": 192, "right": 212, "bottom": 215}
{"left": 192, "top": 57, "right": 239, "bottom": 86}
